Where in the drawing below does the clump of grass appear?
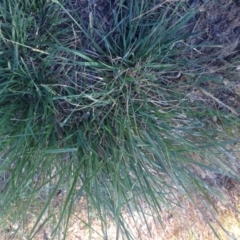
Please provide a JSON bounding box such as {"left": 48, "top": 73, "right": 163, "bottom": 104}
{"left": 0, "top": 0, "right": 239, "bottom": 239}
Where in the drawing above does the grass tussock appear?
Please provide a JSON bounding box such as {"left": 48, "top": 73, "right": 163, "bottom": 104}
{"left": 0, "top": 0, "right": 239, "bottom": 239}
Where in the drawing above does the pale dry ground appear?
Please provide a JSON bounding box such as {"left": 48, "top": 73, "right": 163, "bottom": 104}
{"left": 2, "top": 148, "right": 240, "bottom": 240}
{"left": 64, "top": 193, "right": 240, "bottom": 240}
{"left": 2, "top": 180, "right": 240, "bottom": 240}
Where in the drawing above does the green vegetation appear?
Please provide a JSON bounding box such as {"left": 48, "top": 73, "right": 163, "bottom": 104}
{"left": 0, "top": 0, "right": 239, "bottom": 239}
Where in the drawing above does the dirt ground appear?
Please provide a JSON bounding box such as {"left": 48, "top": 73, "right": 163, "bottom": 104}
{"left": 2, "top": 179, "right": 240, "bottom": 240}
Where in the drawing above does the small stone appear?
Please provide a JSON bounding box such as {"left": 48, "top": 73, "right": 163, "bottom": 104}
{"left": 223, "top": 79, "right": 229, "bottom": 85}
{"left": 213, "top": 116, "right": 217, "bottom": 122}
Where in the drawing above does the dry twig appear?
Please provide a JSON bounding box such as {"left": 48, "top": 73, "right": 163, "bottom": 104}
{"left": 199, "top": 87, "right": 239, "bottom": 116}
